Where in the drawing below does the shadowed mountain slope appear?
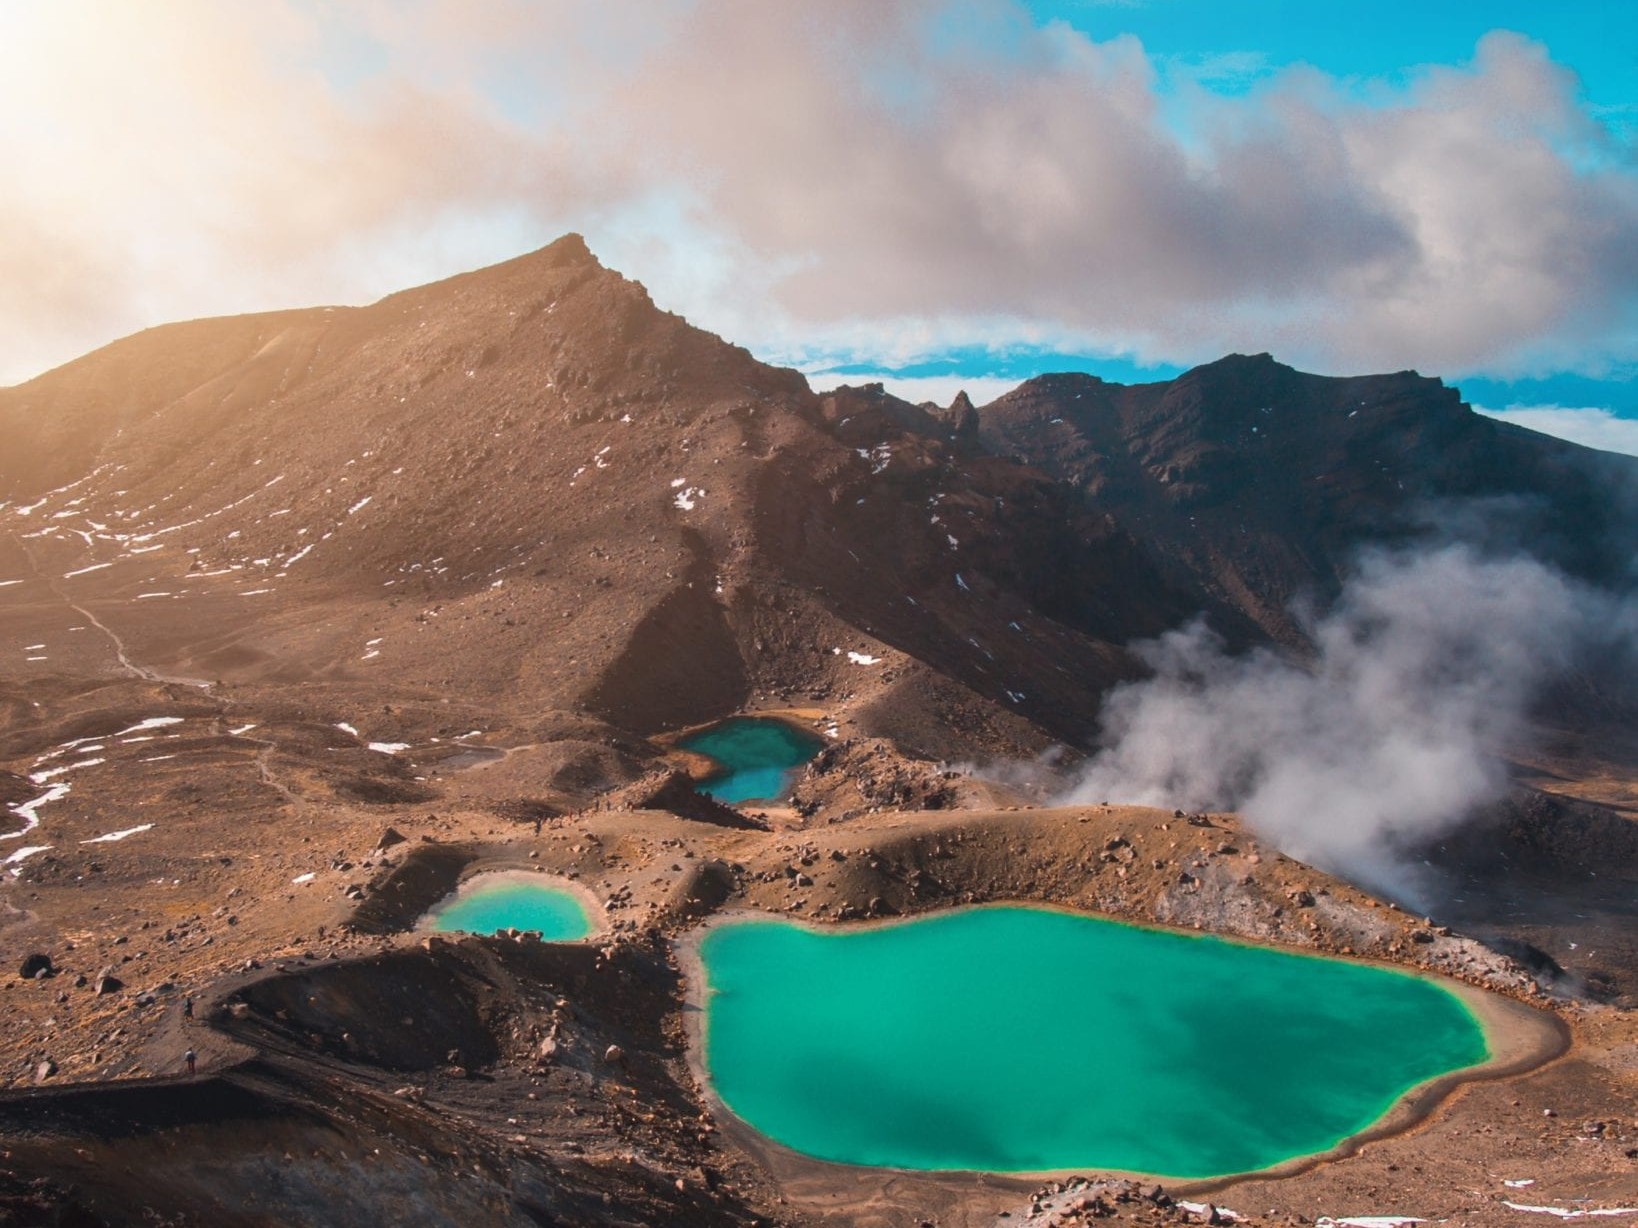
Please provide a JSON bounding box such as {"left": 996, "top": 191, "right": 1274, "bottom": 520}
{"left": 977, "top": 355, "right": 1637, "bottom": 645}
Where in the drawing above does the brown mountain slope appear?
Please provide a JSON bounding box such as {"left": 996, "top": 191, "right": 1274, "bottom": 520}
{"left": 0, "top": 237, "right": 1192, "bottom": 750}
{"left": 977, "top": 355, "right": 1638, "bottom": 645}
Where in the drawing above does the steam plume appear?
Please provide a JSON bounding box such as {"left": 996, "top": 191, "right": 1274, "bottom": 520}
{"left": 1059, "top": 544, "right": 1630, "bottom": 904}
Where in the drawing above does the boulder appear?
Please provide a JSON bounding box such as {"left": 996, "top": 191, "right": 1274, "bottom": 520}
{"left": 18, "top": 953, "right": 53, "bottom": 979}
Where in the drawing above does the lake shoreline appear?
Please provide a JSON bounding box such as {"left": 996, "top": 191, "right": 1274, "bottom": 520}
{"left": 675, "top": 899, "right": 1569, "bottom": 1209}
{"left": 416, "top": 867, "right": 610, "bottom": 941}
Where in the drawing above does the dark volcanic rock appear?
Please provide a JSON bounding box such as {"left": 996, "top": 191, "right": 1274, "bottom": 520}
{"left": 18, "top": 954, "right": 53, "bottom": 980}
{"left": 605, "top": 769, "right": 764, "bottom": 830}
{"left": 978, "top": 354, "right": 1638, "bottom": 647}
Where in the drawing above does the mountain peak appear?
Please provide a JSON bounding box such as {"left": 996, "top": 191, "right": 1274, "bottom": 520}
{"left": 532, "top": 231, "right": 599, "bottom": 269}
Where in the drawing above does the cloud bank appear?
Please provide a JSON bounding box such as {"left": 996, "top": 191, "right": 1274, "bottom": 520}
{"left": 1057, "top": 545, "right": 1635, "bottom": 904}
{"left": 2, "top": 0, "right": 1635, "bottom": 389}
{"left": 1476, "top": 406, "right": 1638, "bottom": 458}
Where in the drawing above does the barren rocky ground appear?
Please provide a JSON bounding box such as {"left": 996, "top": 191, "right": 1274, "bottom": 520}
{"left": 0, "top": 239, "right": 1633, "bottom": 1226}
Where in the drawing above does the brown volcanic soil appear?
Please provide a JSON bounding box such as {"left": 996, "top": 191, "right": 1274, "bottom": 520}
{"left": 0, "top": 239, "right": 1633, "bottom": 1225}
{"left": 0, "top": 792, "right": 1629, "bottom": 1227}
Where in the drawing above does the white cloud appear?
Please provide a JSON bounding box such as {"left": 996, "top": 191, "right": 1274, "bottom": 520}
{"left": 804, "top": 372, "right": 1023, "bottom": 408}
{"left": 1, "top": 1, "right": 1634, "bottom": 387}
{"left": 1474, "top": 406, "right": 1638, "bottom": 458}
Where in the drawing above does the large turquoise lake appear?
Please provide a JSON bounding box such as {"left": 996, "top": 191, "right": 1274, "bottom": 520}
{"left": 427, "top": 876, "right": 593, "bottom": 940}
{"left": 698, "top": 906, "right": 1488, "bottom": 1178}
{"left": 679, "top": 717, "right": 824, "bottom": 805}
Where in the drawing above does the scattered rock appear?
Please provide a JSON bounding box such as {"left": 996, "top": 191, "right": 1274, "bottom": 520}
{"left": 19, "top": 953, "right": 53, "bottom": 979}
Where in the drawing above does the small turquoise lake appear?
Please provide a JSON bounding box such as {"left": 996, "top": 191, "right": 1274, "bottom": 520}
{"left": 678, "top": 717, "right": 825, "bottom": 805}
{"left": 698, "top": 906, "right": 1489, "bottom": 1178}
{"left": 426, "top": 875, "right": 594, "bottom": 940}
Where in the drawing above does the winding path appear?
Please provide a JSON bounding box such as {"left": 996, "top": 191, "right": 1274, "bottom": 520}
{"left": 10, "top": 530, "right": 211, "bottom": 689}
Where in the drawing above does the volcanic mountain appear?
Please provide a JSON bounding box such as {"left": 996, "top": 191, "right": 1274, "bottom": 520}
{"left": 1, "top": 238, "right": 1635, "bottom": 1227}
{"left": 2, "top": 234, "right": 1631, "bottom": 751}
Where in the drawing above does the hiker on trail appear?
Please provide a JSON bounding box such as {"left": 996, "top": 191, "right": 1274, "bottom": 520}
{"left": 184, "top": 1049, "right": 196, "bottom": 1076}
{"left": 182, "top": 996, "right": 193, "bottom": 1020}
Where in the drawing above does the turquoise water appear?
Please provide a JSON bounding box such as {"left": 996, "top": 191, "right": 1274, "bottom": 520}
{"left": 428, "top": 878, "right": 592, "bottom": 940}
{"left": 699, "top": 906, "right": 1488, "bottom": 1178}
{"left": 678, "top": 717, "right": 825, "bottom": 804}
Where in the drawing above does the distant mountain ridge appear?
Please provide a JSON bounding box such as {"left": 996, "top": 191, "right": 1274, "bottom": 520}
{"left": 0, "top": 236, "right": 1631, "bottom": 750}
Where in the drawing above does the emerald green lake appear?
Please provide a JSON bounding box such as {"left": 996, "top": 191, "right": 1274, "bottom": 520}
{"left": 698, "top": 907, "right": 1488, "bottom": 1178}
{"left": 679, "top": 717, "right": 824, "bottom": 804}
{"left": 427, "top": 877, "right": 593, "bottom": 940}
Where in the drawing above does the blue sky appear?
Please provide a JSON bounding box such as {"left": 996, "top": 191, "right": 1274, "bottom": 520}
{"left": 1030, "top": 1, "right": 1633, "bottom": 114}
{"left": 810, "top": 1, "right": 1638, "bottom": 449}
{"left": 2, "top": 1, "right": 1635, "bottom": 452}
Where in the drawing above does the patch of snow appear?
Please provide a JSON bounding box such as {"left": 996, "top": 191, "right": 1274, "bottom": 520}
{"left": 1501, "top": 1205, "right": 1638, "bottom": 1219}
{"left": 80, "top": 823, "right": 154, "bottom": 844}
{"left": 4, "top": 782, "right": 71, "bottom": 838}
{"left": 853, "top": 444, "right": 892, "bottom": 474}
{"left": 1505, "top": 1181, "right": 1537, "bottom": 1189}
{"left": 24, "top": 644, "right": 45, "bottom": 651}
{"left": 368, "top": 742, "right": 411, "bottom": 754}
{"left": 5, "top": 845, "right": 52, "bottom": 872}
{"left": 348, "top": 496, "right": 372, "bottom": 515}
{"left": 285, "top": 544, "right": 313, "bottom": 565}
{"left": 29, "top": 758, "right": 104, "bottom": 784}
{"left": 674, "top": 486, "right": 703, "bottom": 511}
{"left": 846, "top": 652, "right": 882, "bottom": 665}
{"left": 63, "top": 562, "right": 113, "bottom": 578}
{"left": 291, "top": 872, "right": 316, "bottom": 884}
{"left": 239, "top": 588, "right": 274, "bottom": 596}
{"left": 955, "top": 573, "right": 969, "bottom": 591}
{"left": 0, "top": 579, "right": 24, "bottom": 588}
{"left": 229, "top": 724, "right": 257, "bottom": 736}
{"left": 115, "top": 717, "right": 184, "bottom": 736}
{"left": 136, "top": 592, "right": 172, "bottom": 599}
